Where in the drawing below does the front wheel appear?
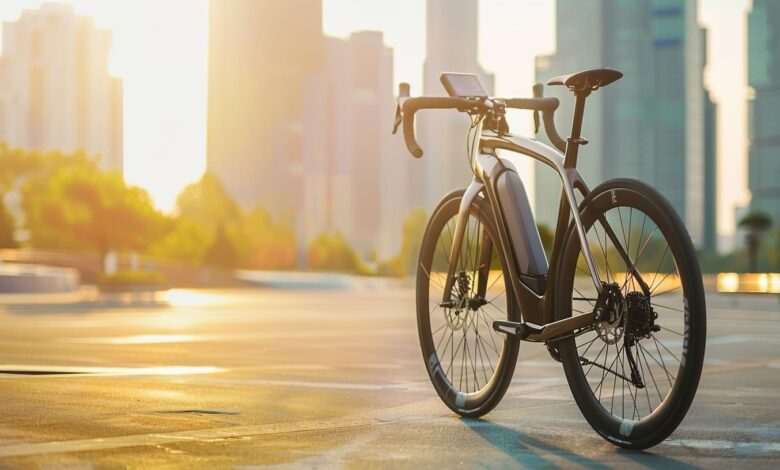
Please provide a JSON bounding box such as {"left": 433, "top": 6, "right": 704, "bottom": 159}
{"left": 555, "top": 179, "right": 706, "bottom": 449}
{"left": 417, "top": 190, "right": 520, "bottom": 418}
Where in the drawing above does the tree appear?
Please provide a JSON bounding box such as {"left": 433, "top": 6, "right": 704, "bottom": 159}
{"left": 537, "top": 223, "right": 554, "bottom": 256}
{"left": 378, "top": 208, "right": 428, "bottom": 277}
{"left": 21, "top": 166, "right": 168, "bottom": 262}
{"left": 308, "top": 232, "right": 360, "bottom": 272}
{"left": 0, "top": 200, "right": 18, "bottom": 248}
{"left": 203, "top": 224, "right": 238, "bottom": 267}
{"left": 175, "top": 172, "right": 241, "bottom": 234}
{"left": 231, "top": 208, "right": 297, "bottom": 270}
{"left": 738, "top": 211, "right": 772, "bottom": 273}
{"left": 146, "top": 216, "right": 211, "bottom": 263}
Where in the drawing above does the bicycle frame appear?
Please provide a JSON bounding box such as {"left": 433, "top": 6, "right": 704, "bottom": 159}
{"left": 441, "top": 119, "right": 649, "bottom": 342}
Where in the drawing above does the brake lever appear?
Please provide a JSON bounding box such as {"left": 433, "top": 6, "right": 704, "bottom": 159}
{"left": 392, "top": 82, "right": 411, "bottom": 135}
{"left": 533, "top": 110, "right": 540, "bottom": 134}
{"left": 392, "top": 103, "right": 402, "bottom": 134}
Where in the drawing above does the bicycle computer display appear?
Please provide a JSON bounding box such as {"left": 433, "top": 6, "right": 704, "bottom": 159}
{"left": 440, "top": 73, "right": 488, "bottom": 98}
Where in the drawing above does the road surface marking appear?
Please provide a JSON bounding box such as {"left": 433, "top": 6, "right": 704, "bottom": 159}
{"left": 0, "top": 364, "right": 225, "bottom": 377}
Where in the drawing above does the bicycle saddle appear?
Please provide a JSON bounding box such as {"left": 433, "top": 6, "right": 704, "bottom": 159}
{"left": 547, "top": 68, "right": 623, "bottom": 91}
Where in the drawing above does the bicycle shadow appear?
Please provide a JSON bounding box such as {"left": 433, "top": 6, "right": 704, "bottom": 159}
{"left": 461, "top": 418, "right": 702, "bottom": 469}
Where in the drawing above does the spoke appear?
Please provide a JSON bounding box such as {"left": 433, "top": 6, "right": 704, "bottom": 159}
{"left": 620, "top": 225, "right": 660, "bottom": 293}
{"left": 617, "top": 206, "right": 628, "bottom": 252}
{"left": 420, "top": 262, "right": 446, "bottom": 291}
{"left": 477, "top": 310, "right": 502, "bottom": 355}
{"left": 648, "top": 244, "right": 670, "bottom": 290}
{"left": 584, "top": 342, "right": 608, "bottom": 377}
{"left": 438, "top": 328, "right": 454, "bottom": 367}
{"left": 432, "top": 321, "right": 447, "bottom": 342}
{"left": 572, "top": 286, "right": 594, "bottom": 306}
{"left": 651, "top": 284, "right": 682, "bottom": 298}
{"left": 639, "top": 341, "right": 675, "bottom": 385}
{"left": 637, "top": 342, "right": 653, "bottom": 415}
{"left": 652, "top": 334, "right": 681, "bottom": 364}
{"left": 635, "top": 212, "right": 648, "bottom": 265}
{"left": 652, "top": 302, "right": 684, "bottom": 313}
{"left": 617, "top": 342, "right": 639, "bottom": 420}
{"left": 638, "top": 342, "right": 664, "bottom": 403}
{"left": 577, "top": 335, "right": 599, "bottom": 350}
{"left": 578, "top": 335, "right": 599, "bottom": 356}
{"left": 594, "top": 223, "right": 612, "bottom": 284}
{"left": 485, "top": 268, "right": 504, "bottom": 292}
{"left": 658, "top": 325, "right": 684, "bottom": 336}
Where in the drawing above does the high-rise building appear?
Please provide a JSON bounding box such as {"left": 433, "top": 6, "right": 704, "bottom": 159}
{"left": 207, "top": 0, "right": 322, "bottom": 210}
{"left": 747, "top": 0, "right": 780, "bottom": 227}
{"left": 703, "top": 88, "right": 718, "bottom": 253}
{"left": 416, "top": 0, "right": 493, "bottom": 210}
{"left": 301, "top": 31, "right": 408, "bottom": 258}
{"left": 0, "top": 3, "right": 123, "bottom": 171}
{"left": 535, "top": 0, "right": 710, "bottom": 247}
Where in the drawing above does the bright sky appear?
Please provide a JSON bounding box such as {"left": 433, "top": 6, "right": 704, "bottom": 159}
{"left": 0, "top": 0, "right": 752, "bottom": 239}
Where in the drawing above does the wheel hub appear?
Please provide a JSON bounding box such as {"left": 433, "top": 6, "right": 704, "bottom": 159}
{"left": 442, "top": 272, "right": 472, "bottom": 330}
{"left": 595, "top": 284, "right": 625, "bottom": 345}
{"left": 625, "top": 291, "right": 659, "bottom": 340}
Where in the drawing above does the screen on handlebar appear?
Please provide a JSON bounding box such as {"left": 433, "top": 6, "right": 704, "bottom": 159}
{"left": 440, "top": 73, "right": 488, "bottom": 98}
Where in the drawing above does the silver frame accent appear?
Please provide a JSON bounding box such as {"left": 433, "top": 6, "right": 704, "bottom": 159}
{"left": 446, "top": 127, "right": 604, "bottom": 296}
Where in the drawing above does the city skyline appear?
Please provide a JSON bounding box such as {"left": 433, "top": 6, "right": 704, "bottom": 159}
{"left": 0, "top": 0, "right": 756, "bottom": 245}
{"left": 534, "top": 0, "right": 712, "bottom": 249}
{"left": 0, "top": 3, "right": 122, "bottom": 171}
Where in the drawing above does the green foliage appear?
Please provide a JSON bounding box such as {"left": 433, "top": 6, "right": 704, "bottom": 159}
{"left": 147, "top": 216, "right": 211, "bottom": 262}
{"left": 176, "top": 172, "right": 241, "bottom": 233}
{"left": 204, "top": 225, "right": 238, "bottom": 267}
{"left": 0, "top": 200, "right": 18, "bottom": 249}
{"left": 738, "top": 210, "right": 773, "bottom": 272}
{"left": 537, "top": 223, "right": 553, "bottom": 256}
{"left": 21, "top": 165, "right": 168, "bottom": 255}
{"left": 0, "top": 143, "right": 97, "bottom": 190}
{"left": 229, "top": 208, "right": 297, "bottom": 270}
{"left": 308, "top": 232, "right": 360, "bottom": 272}
{"left": 378, "top": 208, "right": 428, "bottom": 277}
{"left": 163, "top": 173, "right": 297, "bottom": 269}
{"left": 738, "top": 211, "right": 772, "bottom": 232}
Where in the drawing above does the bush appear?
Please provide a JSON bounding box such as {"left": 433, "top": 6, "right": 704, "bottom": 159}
{"left": 308, "top": 232, "right": 360, "bottom": 272}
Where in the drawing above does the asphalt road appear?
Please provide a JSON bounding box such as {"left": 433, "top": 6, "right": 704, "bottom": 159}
{"left": 0, "top": 286, "right": 778, "bottom": 468}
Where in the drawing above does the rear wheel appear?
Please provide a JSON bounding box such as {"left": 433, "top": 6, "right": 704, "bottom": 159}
{"left": 555, "top": 179, "right": 706, "bottom": 449}
{"left": 417, "top": 190, "right": 519, "bottom": 417}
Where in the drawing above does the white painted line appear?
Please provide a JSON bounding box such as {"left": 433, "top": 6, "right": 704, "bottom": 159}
{"left": 0, "top": 365, "right": 225, "bottom": 378}
{"left": 665, "top": 439, "right": 780, "bottom": 453}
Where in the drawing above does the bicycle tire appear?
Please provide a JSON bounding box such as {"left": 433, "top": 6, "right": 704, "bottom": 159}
{"left": 555, "top": 178, "right": 706, "bottom": 449}
{"left": 417, "top": 189, "right": 520, "bottom": 418}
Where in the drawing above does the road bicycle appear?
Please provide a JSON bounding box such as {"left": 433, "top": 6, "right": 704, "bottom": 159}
{"left": 392, "top": 68, "right": 706, "bottom": 449}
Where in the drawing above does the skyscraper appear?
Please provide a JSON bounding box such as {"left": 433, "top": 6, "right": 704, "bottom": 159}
{"left": 416, "top": 0, "right": 493, "bottom": 210}
{"left": 747, "top": 0, "right": 780, "bottom": 227}
{"left": 207, "top": 0, "right": 322, "bottom": 210}
{"left": 535, "top": 0, "right": 710, "bottom": 247}
{"left": 301, "top": 31, "right": 407, "bottom": 258}
{"left": 0, "top": 3, "right": 123, "bottom": 171}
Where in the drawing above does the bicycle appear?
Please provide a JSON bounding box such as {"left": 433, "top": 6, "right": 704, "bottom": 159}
{"left": 392, "top": 68, "right": 706, "bottom": 449}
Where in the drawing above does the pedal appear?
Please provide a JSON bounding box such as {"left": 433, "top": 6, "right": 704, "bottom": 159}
{"left": 493, "top": 320, "right": 532, "bottom": 339}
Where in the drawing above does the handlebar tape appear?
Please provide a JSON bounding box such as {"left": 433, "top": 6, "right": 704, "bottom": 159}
{"left": 401, "top": 97, "right": 479, "bottom": 158}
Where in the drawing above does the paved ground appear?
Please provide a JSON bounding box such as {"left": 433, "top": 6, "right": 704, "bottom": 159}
{"left": 0, "top": 286, "right": 778, "bottom": 468}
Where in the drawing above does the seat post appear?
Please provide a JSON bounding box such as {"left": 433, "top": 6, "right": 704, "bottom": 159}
{"left": 564, "top": 89, "right": 591, "bottom": 169}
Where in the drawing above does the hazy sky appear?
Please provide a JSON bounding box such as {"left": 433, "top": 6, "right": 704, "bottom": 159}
{"left": 0, "top": 0, "right": 752, "bottom": 237}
